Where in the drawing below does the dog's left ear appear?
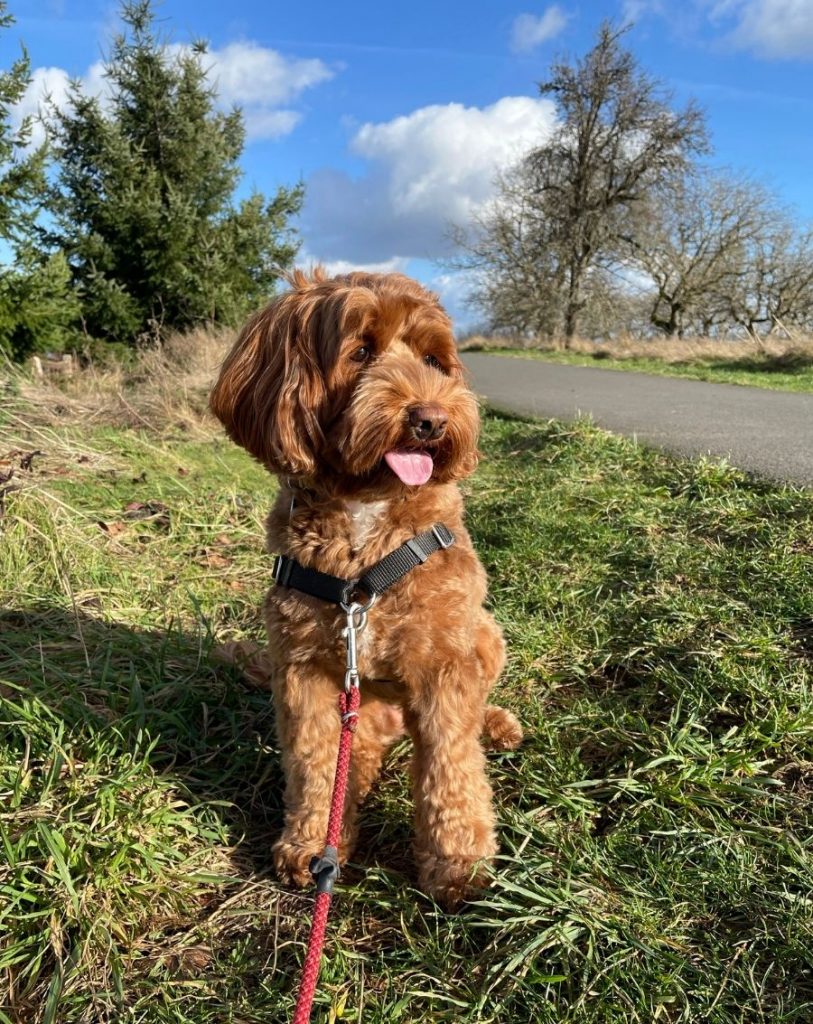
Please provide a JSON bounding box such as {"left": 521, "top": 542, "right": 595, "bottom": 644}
{"left": 209, "top": 296, "right": 325, "bottom": 476}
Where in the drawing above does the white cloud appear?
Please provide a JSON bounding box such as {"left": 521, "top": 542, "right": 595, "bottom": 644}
{"left": 424, "top": 269, "right": 483, "bottom": 330}
{"left": 203, "top": 41, "right": 333, "bottom": 138}
{"left": 14, "top": 41, "right": 332, "bottom": 146}
{"left": 13, "top": 62, "right": 107, "bottom": 147}
{"left": 295, "top": 251, "right": 410, "bottom": 277}
{"left": 714, "top": 0, "right": 813, "bottom": 57}
{"left": 241, "top": 108, "right": 302, "bottom": 141}
{"left": 206, "top": 42, "right": 332, "bottom": 108}
{"left": 622, "top": 0, "right": 665, "bottom": 20}
{"left": 510, "top": 7, "right": 568, "bottom": 53}
{"left": 302, "top": 96, "right": 557, "bottom": 264}
{"left": 631, "top": 0, "right": 813, "bottom": 57}
{"left": 321, "top": 257, "right": 410, "bottom": 277}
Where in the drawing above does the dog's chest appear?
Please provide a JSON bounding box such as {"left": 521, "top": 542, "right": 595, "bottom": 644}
{"left": 345, "top": 499, "right": 389, "bottom": 551}
{"left": 344, "top": 500, "right": 389, "bottom": 659}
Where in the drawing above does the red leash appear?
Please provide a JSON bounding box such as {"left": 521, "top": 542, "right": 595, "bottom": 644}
{"left": 291, "top": 683, "right": 361, "bottom": 1024}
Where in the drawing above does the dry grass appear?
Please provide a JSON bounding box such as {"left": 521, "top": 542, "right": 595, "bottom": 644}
{"left": 4, "top": 326, "right": 236, "bottom": 438}
{"left": 460, "top": 331, "right": 813, "bottom": 365}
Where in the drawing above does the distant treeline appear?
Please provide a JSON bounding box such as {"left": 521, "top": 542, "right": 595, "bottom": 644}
{"left": 451, "top": 24, "right": 813, "bottom": 347}
{"left": 0, "top": 0, "right": 301, "bottom": 361}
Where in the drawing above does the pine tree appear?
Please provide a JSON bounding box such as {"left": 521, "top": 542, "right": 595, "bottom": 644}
{"left": 47, "top": 0, "right": 302, "bottom": 345}
{"left": 0, "top": 2, "right": 78, "bottom": 360}
{"left": 0, "top": 2, "right": 42, "bottom": 242}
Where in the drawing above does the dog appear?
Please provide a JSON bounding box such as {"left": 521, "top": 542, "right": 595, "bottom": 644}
{"left": 210, "top": 268, "right": 522, "bottom": 907}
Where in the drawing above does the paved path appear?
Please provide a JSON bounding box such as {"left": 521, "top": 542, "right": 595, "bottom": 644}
{"left": 462, "top": 353, "right": 813, "bottom": 486}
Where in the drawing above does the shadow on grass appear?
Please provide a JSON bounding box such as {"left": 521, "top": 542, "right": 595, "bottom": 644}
{"left": 706, "top": 352, "right": 813, "bottom": 374}
{"left": 0, "top": 604, "right": 415, "bottom": 882}
{"left": 0, "top": 605, "right": 285, "bottom": 873}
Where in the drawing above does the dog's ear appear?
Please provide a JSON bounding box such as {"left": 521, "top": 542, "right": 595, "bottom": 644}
{"left": 209, "top": 296, "right": 325, "bottom": 476}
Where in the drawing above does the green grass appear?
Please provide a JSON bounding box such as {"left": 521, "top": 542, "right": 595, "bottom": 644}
{"left": 484, "top": 347, "right": 813, "bottom": 393}
{"left": 2, "top": 408, "right": 813, "bottom": 1022}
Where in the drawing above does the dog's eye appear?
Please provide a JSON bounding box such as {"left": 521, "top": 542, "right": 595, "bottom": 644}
{"left": 351, "top": 344, "right": 373, "bottom": 363}
{"left": 424, "top": 354, "right": 445, "bottom": 373}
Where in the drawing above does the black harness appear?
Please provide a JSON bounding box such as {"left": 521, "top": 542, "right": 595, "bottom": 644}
{"left": 272, "top": 522, "right": 454, "bottom": 606}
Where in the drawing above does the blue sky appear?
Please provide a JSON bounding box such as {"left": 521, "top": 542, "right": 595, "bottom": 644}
{"left": 6, "top": 0, "right": 813, "bottom": 325}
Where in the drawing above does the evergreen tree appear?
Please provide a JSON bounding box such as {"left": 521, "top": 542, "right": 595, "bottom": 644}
{"left": 0, "top": 2, "right": 42, "bottom": 242}
{"left": 0, "top": 250, "right": 80, "bottom": 360}
{"left": 47, "top": 0, "right": 302, "bottom": 345}
{"left": 0, "top": 2, "right": 78, "bottom": 359}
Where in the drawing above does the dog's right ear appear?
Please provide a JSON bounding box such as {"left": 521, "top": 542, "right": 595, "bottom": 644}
{"left": 209, "top": 296, "right": 325, "bottom": 477}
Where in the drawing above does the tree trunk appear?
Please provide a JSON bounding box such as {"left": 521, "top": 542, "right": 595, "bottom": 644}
{"left": 562, "top": 260, "right": 582, "bottom": 349}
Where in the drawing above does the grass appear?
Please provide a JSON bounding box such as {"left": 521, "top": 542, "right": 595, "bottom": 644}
{"left": 2, "top": 355, "right": 813, "bottom": 1022}
{"left": 463, "top": 338, "right": 813, "bottom": 394}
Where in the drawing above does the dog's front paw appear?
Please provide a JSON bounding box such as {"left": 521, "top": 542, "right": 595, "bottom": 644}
{"left": 273, "top": 833, "right": 353, "bottom": 888}
{"left": 416, "top": 851, "right": 493, "bottom": 908}
{"left": 273, "top": 835, "right": 324, "bottom": 888}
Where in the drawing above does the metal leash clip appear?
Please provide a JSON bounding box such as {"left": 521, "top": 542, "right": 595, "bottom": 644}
{"left": 341, "top": 602, "right": 365, "bottom": 694}
{"left": 340, "top": 590, "right": 377, "bottom": 694}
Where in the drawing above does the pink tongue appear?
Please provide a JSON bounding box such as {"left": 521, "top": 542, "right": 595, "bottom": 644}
{"left": 384, "top": 450, "right": 434, "bottom": 485}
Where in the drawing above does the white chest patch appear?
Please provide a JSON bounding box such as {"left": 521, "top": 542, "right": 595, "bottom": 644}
{"left": 346, "top": 500, "right": 389, "bottom": 549}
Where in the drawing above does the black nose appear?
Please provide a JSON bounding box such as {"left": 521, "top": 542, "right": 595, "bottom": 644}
{"left": 408, "top": 404, "right": 448, "bottom": 442}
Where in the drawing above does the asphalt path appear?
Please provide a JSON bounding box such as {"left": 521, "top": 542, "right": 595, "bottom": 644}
{"left": 462, "top": 353, "right": 813, "bottom": 487}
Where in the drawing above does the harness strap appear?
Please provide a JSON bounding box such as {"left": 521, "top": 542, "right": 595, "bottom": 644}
{"left": 273, "top": 522, "right": 454, "bottom": 604}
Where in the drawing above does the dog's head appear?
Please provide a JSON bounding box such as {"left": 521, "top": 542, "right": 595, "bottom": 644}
{"left": 210, "top": 268, "right": 479, "bottom": 496}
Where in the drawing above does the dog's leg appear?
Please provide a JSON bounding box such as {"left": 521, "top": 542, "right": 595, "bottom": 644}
{"left": 271, "top": 669, "right": 403, "bottom": 886}
{"left": 271, "top": 664, "right": 355, "bottom": 887}
{"left": 405, "top": 661, "right": 497, "bottom": 908}
{"left": 475, "top": 613, "right": 523, "bottom": 751}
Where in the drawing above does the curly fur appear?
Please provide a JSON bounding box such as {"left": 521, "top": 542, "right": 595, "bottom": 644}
{"left": 211, "top": 268, "right": 521, "bottom": 907}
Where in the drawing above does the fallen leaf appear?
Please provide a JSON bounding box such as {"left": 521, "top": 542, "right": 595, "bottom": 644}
{"left": 97, "top": 520, "right": 128, "bottom": 537}
{"left": 0, "top": 463, "right": 14, "bottom": 485}
{"left": 20, "top": 450, "right": 45, "bottom": 472}
{"left": 0, "top": 482, "right": 21, "bottom": 517}
{"left": 124, "top": 500, "right": 168, "bottom": 517}
{"left": 204, "top": 551, "right": 232, "bottom": 569}
{"left": 123, "top": 500, "right": 171, "bottom": 529}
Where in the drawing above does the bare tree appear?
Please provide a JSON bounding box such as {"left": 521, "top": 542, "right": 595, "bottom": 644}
{"left": 625, "top": 171, "right": 775, "bottom": 337}
{"left": 724, "top": 222, "right": 813, "bottom": 341}
{"left": 448, "top": 162, "right": 563, "bottom": 339}
{"left": 528, "top": 21, "right": 708, "bottom": 343}
{"left": 450, "top": 22, "right": 707, "bottom": 346}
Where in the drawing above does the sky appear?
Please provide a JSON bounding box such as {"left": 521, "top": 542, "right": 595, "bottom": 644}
{"left": 5, "top": 0, "right": 813, "bottom": 327}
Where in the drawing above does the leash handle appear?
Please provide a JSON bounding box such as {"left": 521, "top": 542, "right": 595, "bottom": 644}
{"left": 291, "top": 684, "right": 361, "bottom": 1024}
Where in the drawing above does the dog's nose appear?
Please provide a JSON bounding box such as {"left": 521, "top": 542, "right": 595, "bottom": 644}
{"left": 408, "top": 404, "right": 448, "bottom": 441}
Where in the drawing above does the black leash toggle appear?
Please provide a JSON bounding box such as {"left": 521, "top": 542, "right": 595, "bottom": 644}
{"left": 272, "top": 522, "right": 454, "bottom": 605}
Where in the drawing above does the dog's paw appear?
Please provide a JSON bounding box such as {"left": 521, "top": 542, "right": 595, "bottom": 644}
{"left": 482, "top": 705, "right": 523, "bottom": 751}
{"left": 273, "top": 836, "right": 325, "bottom": 888}
{"left": 416, "top": 852, "right": 493, "bottom": 909}
{"left": 273, "top": 833, "right": 354, "bottom": 888}
{"left": 211, "top": 639, "right": 260, "bottom": 665}
{"left": 212, "top": 640, "right": 274, "bottom": 690}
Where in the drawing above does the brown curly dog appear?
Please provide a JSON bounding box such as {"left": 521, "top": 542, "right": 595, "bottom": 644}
{"left": 210, "top": 267, "right": 522, "bottom": 907}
